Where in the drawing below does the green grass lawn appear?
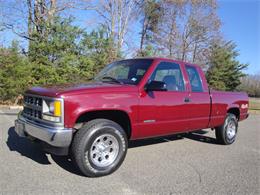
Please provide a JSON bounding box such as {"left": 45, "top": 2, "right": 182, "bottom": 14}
{"left": 249, "top": 98, "right": 260, "bottom": 111}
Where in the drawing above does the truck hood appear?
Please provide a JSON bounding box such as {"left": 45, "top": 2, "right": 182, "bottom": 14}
{"left": 25, "top": 82, "right": 137, "bottom": 97}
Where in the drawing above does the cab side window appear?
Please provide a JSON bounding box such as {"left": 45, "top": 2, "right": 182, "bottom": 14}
{"left": 185, "top": 65, "right": 203, "bottom": 92}
{"left": 150, "top": 62, "right": 185, "bottom": 91}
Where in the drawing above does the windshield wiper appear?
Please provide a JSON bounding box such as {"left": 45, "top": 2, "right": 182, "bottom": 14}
{"left": 101, "top": 76, "right": 123, "bottom": 84}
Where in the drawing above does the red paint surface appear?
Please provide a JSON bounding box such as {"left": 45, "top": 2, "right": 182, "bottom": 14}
{"left": 26, "top": 58, "right": 249, "bottom": 140}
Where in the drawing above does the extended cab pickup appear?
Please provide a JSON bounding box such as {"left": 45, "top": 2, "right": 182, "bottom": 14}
{"left": 15, "top": 58, "right": 249, "bottom": 177}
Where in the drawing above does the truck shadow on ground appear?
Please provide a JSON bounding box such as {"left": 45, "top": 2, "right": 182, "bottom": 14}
{"left": 6, "top": 126, "right": 84, "bottom": 176}
{"left": 6, "top": 127, "right": 50, "bottom": 165}
{"left": 6, "top": 126, "right": 219, "bottom": 177}
{"left": 128, "top": 130, "right": 219, "bottom": 148}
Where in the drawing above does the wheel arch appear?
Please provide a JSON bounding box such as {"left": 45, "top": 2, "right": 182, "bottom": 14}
{"left": 74, "top": 109, "right": 132, "bottom": 139}
{"left": 227, "top": 107, "right": 240, "bottom": 120}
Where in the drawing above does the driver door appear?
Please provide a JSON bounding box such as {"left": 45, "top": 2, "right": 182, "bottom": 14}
{"left": 138, "top": 61, "right": 190, "bottom": 138}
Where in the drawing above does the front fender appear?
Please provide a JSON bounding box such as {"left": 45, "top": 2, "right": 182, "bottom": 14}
{"left": 63, "top": 92, "right": 138, "bottom": 128}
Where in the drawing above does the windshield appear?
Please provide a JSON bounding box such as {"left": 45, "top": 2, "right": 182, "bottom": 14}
{"left": 95, "top": 59, "right": 153, "bottom": 85}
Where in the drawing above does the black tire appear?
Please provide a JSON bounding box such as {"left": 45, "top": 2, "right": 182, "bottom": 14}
{"left": 215, "top": 113, "right": 238, "bottom": 145}
{"left": 71, "top": 119, "right": 128, "bottom": 177}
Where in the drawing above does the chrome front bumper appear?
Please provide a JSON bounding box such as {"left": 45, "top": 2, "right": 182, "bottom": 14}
{"left": 15, "top": 113, "right": 73, "bottom": 147}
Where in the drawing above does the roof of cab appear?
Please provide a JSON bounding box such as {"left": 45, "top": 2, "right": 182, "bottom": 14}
{"left": 117, "top": 57, "right": 201, "bottom": 68}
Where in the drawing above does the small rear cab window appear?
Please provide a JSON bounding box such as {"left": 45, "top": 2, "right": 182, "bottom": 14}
{"left": 185, "top": 65, "right": 203, "bottom": 92}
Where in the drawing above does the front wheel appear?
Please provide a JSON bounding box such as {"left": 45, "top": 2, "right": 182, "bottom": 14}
{"left": 215, "top": 113, "right": 238, "bottom": 145}
{"left": 71, "top": 119, "right": 128, "bottom": 177}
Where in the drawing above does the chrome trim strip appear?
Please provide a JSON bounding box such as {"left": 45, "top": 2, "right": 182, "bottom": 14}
{"left": 23, "top": 102, "right": 42, "bottom": 111}
{"left": 143, "top": 119, "right": 156, "bottom": 123}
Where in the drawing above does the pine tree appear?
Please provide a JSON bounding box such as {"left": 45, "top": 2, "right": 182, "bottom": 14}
{"left": 206, "top": 41, "right": 248, "bottom": 91}
{"left": 139, "top": 0, "right": 163, "bottom": 55}
{"left": 0, "top": 41, "right": 33, "bottom": 102}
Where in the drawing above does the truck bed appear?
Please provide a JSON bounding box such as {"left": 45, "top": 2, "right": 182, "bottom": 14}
{"left": 209, "top": 90, "right": 249, "bottom": 127}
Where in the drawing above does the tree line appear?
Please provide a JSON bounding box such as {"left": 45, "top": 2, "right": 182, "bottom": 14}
{"left": 0, "top": 0, "right": 255, "bottom": 103}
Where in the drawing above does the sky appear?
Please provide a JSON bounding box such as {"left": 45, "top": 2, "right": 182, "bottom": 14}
{"left": 218, "top": 0, "right": 260, "bottom": 74}
{"left": 1, "top": 0, "right": 259, "bottom": 75}
{"left": 74, "top": 0, "right": 260, "bottom": 74}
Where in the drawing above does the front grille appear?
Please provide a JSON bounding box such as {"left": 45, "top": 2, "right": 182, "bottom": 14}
{"left": 24, "top": 95, "right": 42, "bottom": 107}
{"left": 22, "top": 95, "right": 43, "bottom": 121}
{"left": 23, "top": 107, "right": 42, "bottom": 119}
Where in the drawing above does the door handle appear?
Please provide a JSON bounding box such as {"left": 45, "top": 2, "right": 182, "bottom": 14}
{"left": 184, "top": 97, "right": 191, "bottom": 102}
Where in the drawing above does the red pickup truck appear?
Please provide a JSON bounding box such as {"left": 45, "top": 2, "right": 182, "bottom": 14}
{"left": 15, "top": 58, "right": 249, "bottom": 177}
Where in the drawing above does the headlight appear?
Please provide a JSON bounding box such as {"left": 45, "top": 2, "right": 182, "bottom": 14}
{"left": 42, "top": 99, "right": 62, "bottom": 123}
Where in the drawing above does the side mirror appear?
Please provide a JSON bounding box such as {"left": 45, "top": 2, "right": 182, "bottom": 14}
{"left": 145, "top": 81, "right": 167, "bottom": 91}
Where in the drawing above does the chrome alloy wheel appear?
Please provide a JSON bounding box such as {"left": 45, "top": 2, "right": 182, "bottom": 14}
{"left": 89, "top": 134, "right": 119, "bottom": 167}
{"left": 226, "top": 120, "right": 236, "bottom": 140}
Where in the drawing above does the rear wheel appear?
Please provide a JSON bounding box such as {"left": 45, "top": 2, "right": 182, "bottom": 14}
{"left": 71, "top": 119, "right": 128, "bottom": 177}
{"left": 215, "top": 113, "right": 238, "bottom": 145}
